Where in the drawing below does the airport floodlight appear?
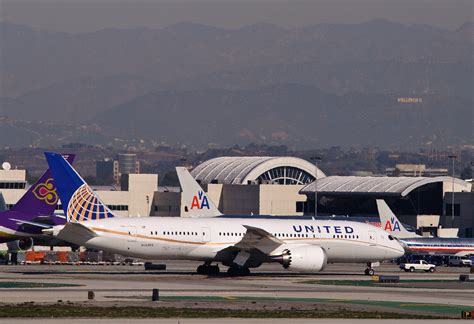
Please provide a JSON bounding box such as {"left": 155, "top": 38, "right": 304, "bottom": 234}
{"left": 448, "top": 155, "right": 457, "bottom": 227}
{"left": 310, "top": 156, "right": 322, "bottom": 217}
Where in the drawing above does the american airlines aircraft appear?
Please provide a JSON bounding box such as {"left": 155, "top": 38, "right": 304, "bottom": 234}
{"left": 377, "top": 199, "right": 474, "bottom": 257}
{"left": 44, "top": 153, "right": 404, "bottom": 276}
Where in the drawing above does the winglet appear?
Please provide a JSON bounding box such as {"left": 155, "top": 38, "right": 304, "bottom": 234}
{"left": 176, "top": 167, "right": 222, "bottom": 218}
{"left": 376, "top": 199, "right": 419, "bottom": 238}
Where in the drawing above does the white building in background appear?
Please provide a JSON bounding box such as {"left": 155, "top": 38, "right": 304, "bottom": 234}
{"left": 0, "top": 170, "right": 157, "bottom": 218}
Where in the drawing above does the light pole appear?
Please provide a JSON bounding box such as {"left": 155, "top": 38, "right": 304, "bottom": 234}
{"left": 448, "top": 155, "right": 457, "bottom": 228}
{"left": 311, "top": 156, "right": 322, "bottom": 217}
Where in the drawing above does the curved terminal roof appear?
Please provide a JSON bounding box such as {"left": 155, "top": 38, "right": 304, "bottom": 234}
{"left": 191, "top": 156, "right": 325, "bottom": 185}
{"left": 300, "top": 176, "right": 471, "bottom": 197}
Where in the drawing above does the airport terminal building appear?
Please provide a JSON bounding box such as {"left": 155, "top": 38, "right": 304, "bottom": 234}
{"left": 154, "top": 156, "right": 323, "bottom": 217}
{"left": 300, "top": 176, "right": 473, "bottom": 237}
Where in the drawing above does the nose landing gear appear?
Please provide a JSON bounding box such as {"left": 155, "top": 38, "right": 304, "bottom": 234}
{"left": 364, "top": 262, "right": 379, "bottom": 276}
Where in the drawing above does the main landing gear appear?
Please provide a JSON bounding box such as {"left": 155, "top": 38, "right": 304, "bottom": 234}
{"left": 196, "top": 262, "right": 220, "bottom": 275}
{"left": 227, "top": 267, "right": 251, "bottom": 277}
{"left": 364, "top": 262, "right": 379, "bottom": 276}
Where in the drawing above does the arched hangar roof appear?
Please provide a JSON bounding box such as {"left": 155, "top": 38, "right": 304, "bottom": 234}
{"left": 300, "top": 176, "right": 471, "bottom": 197}
{"left": 191, "top": 156, "right": 325, "bottom": 185}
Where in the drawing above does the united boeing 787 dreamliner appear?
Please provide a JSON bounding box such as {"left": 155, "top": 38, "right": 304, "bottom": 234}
{"left": 44, "top": 153, "right": 404, "bottom": 276}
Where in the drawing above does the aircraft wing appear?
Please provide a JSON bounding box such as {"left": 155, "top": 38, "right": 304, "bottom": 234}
{"left": 234, "top": 225, "right": 284, "bottom": 255}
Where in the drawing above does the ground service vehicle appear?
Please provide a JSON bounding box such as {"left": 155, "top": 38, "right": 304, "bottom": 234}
{"left": 400, "top": 260, "right": 435, "bottom": 272}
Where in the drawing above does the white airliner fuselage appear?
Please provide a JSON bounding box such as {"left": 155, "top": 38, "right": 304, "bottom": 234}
{"left": 52, "top": 217, "right": 404, "bottom": 271}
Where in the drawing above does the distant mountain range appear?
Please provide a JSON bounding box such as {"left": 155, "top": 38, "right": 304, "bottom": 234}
{"left": 0, "top": 20, "right": 472, "bottom": 148}
{"left": 92, "top": 84, "right": 472, "bottom": 148}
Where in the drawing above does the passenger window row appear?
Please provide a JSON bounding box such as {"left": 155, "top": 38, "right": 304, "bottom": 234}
{"left": 275, "top": 233, "right": 310, "bottom": 238}
{"left": 219, "top": 232, "right": 244, "bottom": 236}
{"left": 332, "top": 234, "right": 359, "bottom": 239}
{"left": 150, "top": 231, "right": 199, "bottom": 236}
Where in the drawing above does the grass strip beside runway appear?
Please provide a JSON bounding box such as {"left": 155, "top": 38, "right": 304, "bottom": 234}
{"left": 0, "top": 282, "right": 80, "bottom": 288}
{"left": 159, "top": 295, "right": 466, "bottom": 315}
{"left": 0, "top": 303, "right": 443, "bottom": 319}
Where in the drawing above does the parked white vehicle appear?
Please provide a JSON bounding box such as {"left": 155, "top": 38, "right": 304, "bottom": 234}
{"left": 448, "top": 255, "right": 472, "bottom": 267}
{"left": 400, "top": 260, "right": 436, "bottom": 273}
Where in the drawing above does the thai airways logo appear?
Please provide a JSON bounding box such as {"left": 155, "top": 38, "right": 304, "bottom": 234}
{"left": 67, "top": 184, "right": 114, "bottom": 222}
{"left": 384, "top": 217, "right": 401, "bottom": 232}
{"left": 32, "top": 178, "right": 59, "bottom": 205}
{"left": 190, "top": 190, "right": 210, "bottom": 209}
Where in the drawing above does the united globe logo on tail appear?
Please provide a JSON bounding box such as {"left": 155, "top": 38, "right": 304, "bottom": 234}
{"left": 191, "top": 190, "right": 210, "bottom": 209}
{"left": 67, "top": 184, "right": 114, "bottom": 222}
{"left": 384, "top": 217, "right": 401, "bottom": 232}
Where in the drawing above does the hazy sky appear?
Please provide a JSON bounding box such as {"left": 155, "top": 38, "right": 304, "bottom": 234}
{"left": 0, "top": 0, "right": 472, "bottom": 33}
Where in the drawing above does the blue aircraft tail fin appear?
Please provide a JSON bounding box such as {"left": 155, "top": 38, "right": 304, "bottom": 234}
{"left": 45, "top": 152, "right": 114, "bottom": 222}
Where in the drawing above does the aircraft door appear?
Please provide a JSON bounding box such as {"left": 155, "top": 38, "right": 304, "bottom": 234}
{"left": 368, "top": 230, "right": 377, "bottom": 246}
{"left": 201, "top": 227, "right": 210, "bottom": 242}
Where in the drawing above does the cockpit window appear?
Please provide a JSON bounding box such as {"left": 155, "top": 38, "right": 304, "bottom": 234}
{"left": 388, "top": 235, "right": 394, "bottom": 241}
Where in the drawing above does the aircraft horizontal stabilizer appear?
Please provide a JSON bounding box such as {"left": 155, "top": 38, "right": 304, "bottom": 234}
{"left": 9, "top": 218, "right": 53, "bottom": 229}
{"left": 48, "top": 223, "right": 97, "bottom": 246}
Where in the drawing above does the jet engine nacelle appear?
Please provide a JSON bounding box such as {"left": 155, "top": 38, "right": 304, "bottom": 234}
{"left": 6, "top": 238, "right": 34, "bottom": 251}
{"left": 277, "top": 244, "right": 327, "bottom": 272}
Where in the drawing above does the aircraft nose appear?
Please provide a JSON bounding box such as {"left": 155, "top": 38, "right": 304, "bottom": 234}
{"left": 391, "top": 242, "right": 406, "bottom": 258}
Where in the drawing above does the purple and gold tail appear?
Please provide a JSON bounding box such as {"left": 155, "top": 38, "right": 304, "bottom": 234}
{"left": 11, "top": 154, "right": 75, "bottom": 216}
{"left": 45, "top": 152, "right": 114, "bottom": 222}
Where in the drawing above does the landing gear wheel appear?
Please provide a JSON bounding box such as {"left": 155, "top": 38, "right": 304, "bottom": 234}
{"left": 364, "top": 268, "right": 375, "bottom": 276}
{"left": 209, "top": 265, "right": 220, "bottom": 275}
{"left": 196, "top": 264, "right": 220, "bottom": 275}
{"left": 227, "top": 267, "right": 250, "bottom": 277}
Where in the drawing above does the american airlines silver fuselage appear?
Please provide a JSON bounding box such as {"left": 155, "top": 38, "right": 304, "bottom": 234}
{"left": 53, "top": 217, "right": 404, "bottom": 266}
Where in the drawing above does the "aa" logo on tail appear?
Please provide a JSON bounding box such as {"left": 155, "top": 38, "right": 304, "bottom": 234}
{"left": 191, "top": 190, "right": 210, "bottom": 209}
{"left": 384, "top": 217, "right": 401, "bottom": 231}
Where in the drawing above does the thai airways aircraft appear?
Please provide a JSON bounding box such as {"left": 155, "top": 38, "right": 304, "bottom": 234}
{"left": 44, "top": 153, "right": 404, "bottom": 276}
{"left": 377, "top": 199, "right": 474, "bottom": 257}
{"left": 0, "top": 154, "right": 75, "bottom": 250}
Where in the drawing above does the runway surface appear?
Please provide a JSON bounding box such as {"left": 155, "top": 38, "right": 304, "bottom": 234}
{"left": 0, "top": 261, "right": 472, "bottom": 320}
